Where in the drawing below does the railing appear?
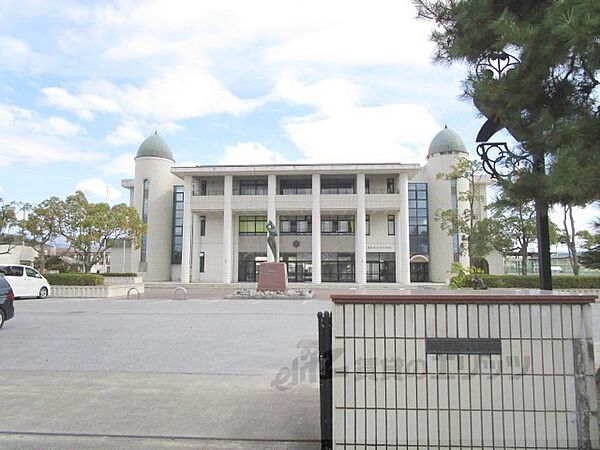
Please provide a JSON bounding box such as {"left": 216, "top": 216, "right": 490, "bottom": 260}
{"left": 366, "top": 188, "right": 400, "bottom": 194}
{"left": 192, "top": 190, "right": 224, "bottom": 196}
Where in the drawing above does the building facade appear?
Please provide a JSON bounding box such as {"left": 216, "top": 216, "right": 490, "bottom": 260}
{"left": 118, "top": 128, "right": 502, "bottom": 283}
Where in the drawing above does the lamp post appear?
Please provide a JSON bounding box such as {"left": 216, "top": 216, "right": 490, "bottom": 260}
{"left": 474, "top": 51, "right": 553, "bottom": 290}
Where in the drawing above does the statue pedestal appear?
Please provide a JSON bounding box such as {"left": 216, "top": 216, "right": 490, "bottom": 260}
{"left": 257, "top": 262, "right": 288, "bottom": 291}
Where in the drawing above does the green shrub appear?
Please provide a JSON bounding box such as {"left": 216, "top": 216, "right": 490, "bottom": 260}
{"left": 45, "top": 273, "right": 104, "bottom": 286}
{"left": 449, "top": 263, "right": 486, "bottom": 289}
{"left": 478, "top": 274, "right": 600, "bottom": 289}
{"left": 101, "top": 272, "right": 137, "bottom": 277}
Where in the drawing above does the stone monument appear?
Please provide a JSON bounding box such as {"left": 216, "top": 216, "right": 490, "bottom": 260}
{"left": 257, "top": 220, "right": 288, "bottom": 291}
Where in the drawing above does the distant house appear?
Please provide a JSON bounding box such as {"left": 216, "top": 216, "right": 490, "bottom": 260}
{"left": 0, "top": 245, "right": 37, "bottom": 266}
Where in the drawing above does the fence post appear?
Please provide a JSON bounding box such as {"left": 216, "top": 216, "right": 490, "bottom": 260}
{"left": 317, "top": 311, "right": 332, "bottom": 450}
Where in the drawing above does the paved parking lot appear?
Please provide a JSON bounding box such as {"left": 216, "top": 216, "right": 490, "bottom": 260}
{"left": 0, "top": 295, "right": 331, "bottom": 449}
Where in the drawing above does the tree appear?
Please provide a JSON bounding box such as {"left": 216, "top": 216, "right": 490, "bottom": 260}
{"left": 61, "top": 192, "right": 146, "bottom": 273}
{"left": 414, "top": 0, "right": 600, "bottom": 286}
{"left": 486, "top": 200, "right": 537, "bottom": 275}
{"left": 559, "top": 203, "right": 581, "bottom": 275}
{"left": 435, "top": 157, "right": 494, "bottom": 268}
{"left": 580, "top": 219, "right": 600, "bottom": 269}
{"left": 0, "top": 202, "right": 20, "bottom": 255}
{"left": 20, "top": 197, "right": 63, "bottom": 272}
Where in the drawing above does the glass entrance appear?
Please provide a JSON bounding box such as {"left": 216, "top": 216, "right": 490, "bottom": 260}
{"left": 238, "top": 252, "right": 267, "bottom": 282}
{"left": 282, "top": 253, "right": 312, "bottom": 282}
{"left": 410, "top": 262, "right": 429, "bottom": 282}
{"left": 366, "top": 252, "right": 396, "bottom": 282}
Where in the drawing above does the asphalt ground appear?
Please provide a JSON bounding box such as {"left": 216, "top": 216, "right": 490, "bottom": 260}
{"left": 0, "top": 294, "right": 331, "bottom": 449}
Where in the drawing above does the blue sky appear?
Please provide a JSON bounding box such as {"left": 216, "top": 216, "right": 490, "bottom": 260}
{"left": 0, "top": 0, "right": 597, "bottom": 230}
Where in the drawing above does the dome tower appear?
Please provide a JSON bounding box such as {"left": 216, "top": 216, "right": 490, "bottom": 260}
{"left": 131, "top": 132, "right": 177, "bottom": 281}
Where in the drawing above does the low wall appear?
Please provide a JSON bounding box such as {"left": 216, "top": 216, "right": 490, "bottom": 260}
{"left": 102, "top": 276, "right": 143, "bottom": 285}
{"left": 51, "top": 283, "right": 145, "bottom": 298}
{"left": 330, "top": 290, "right": 599, "bottom": 449}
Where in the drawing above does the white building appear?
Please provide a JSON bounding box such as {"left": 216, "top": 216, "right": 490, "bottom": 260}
{"left": 117, "top": 128, "right": 503, "bottom": 284}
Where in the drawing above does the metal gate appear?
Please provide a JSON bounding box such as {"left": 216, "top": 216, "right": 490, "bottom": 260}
{"left": 317, "top": 311, "right": 332, "bottom": 450}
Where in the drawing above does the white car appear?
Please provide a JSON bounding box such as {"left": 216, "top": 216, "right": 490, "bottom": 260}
{"left": 0, "top": 265, "right": 51, "bottom": 299}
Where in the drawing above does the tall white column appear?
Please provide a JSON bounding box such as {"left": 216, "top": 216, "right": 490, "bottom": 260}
{"left": 267, "top": 173, "right": 277, "bottom": 262}
{"left": 355, "top": 173, "right": 367, "bottom": 285}
{"left": 311, "top": 174, "right": 321, "bottom": 284}
{"left": 396, "top": 172, "right": 410, "bottom": 284}
{"left": 180, "top": 176, "right": 193, "bottom": 283}
{"left": 222, "top": 175, "right": 233, "bottom": 283}
{"left": 191, "top": 212, "right": 199, "bottom": 282}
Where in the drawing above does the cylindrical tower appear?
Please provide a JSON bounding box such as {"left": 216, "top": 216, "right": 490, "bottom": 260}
{"left": 131, "top": 133, "right": 177, "bottom": 281}
{"left": 423, "top": 126, "right": 469, "bottom": 282}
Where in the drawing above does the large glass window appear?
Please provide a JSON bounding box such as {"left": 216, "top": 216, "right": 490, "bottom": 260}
{"left": 239, "top": 216, "right": 267, "bottom": 235}
{"left": 171, "top": 185, "right": 184, "bottom": 264}
{"left": 408, "top": 183, "right": 429, "bottom": 257}
{"left": 280, "top": 216, "right": 311, "bottom": 235}
{"left": 279, "top": 178, "right": 312, "bottom": 195}
{"left": 450, "top": 179, "right": 459, "bottom": 262}
{"left": 281, "top": 253, "right": 312, "bottom": 282}
{"left": 238, "top": 179, "right": 267, "bottom": 195}
{"left": 322, "top": 253, "right": 355, "bottom": 282}
{"left": 367, "top": 252, "right": 396, "bottom": 282}
{"left": 321, "top": 215, "right": 355, "bottom": 235}
{"left": 141, "top": 179, "right": 150, "bottom": 263}
{"left": 238, "top": 252, "right": 267, "bottom": 281}
{"left": 321, "top": 177, "right": 355, "bottom": 194}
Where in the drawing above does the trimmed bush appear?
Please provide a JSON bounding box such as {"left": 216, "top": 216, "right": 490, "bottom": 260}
{"left": 101, "top": 272, "right": 137, "bottom": 277}
{"left": 478, "top": 274, "right": 600, "bottom": 289}
{"left": 45, "top": 273, "right": 104, "bottom": 286}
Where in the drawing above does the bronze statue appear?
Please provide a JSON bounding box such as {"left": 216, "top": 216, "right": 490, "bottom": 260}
{"left": 266, "top": 220, "right": 279, "bottom": 262}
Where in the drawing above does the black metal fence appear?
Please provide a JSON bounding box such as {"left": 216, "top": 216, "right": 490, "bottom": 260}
{"left": 317, "top": 311, "right": 333, "bottom": 450}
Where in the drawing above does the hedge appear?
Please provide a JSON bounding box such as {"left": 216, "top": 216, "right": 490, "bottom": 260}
{"left": 101, "top": 272, "right": 137, "bottom": 277}
{"left": 479, "top": 274, "right": 600, "bottom": 289}
{"left": 45, "top": 273, "right": 104, "bottom": 286}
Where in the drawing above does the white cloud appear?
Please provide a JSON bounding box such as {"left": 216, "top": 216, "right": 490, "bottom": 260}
{"left": 0, "top": 35, "right": 52, "bottom": 73}
{"left": 106, "top": 120, "right": 144, "bottom": 147}
{"left": 102, "top": 153, "right": 135, "bottom": 177}
{"left": 0, "top": 102, "right": 99, "bottom": 167}
{"left": 75, "top": 178, "right": 122, "bottom": 202}
{"left": 274, "top": 77, "right": 439, "bottom": 163}
{"left": 219, "top": 142, "right": 288, "bottom": 165}
{"left": 41, "top": 86, "right": 121, "bottom": 120}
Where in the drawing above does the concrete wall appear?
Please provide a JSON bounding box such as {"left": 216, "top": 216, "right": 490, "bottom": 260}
{"left": 0, "top": 245, "right": 37, "bottom": 265}
{"left": 332, "top": 295, "right": 599, "bottom": 449}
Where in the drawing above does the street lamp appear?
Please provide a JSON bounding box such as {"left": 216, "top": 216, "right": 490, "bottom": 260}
{"left": 474, "top": 50, "right": 553, "bottom": 290}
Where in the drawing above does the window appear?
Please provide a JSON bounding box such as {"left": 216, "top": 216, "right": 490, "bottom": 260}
{"left": 238, "top": 252, "right": 267, "bottom": 281}
{"left": 366, "top": 215, "right": 370, "bottom": 235}
{"left": 408, "top": 183, "right": 430, "bottom": 256}
{"left": 367, "top": 252, "right": 396, "bottom": 282}
{"left": 321, "top": 253, "right": 355, "bottom": 282}
{"left": 200, "top": 215, "right": 206, "bottom": 236}
{"left": 321, "top": 178, "right": 355, "bottom": 194}
{"left": 280, "top": 216, "right": 311, "bottom": 235}
{"left": 321, "top": 216, "right": 355, "bottom": 235}
{"left": 199, "top": 252, "right": 205, "bottom": 273}
{"left": 141, "top": 179, "right": 150, "bottom": 263}
{"left": 387, "top": 178, "right": 395, "bottom": 194}
{"left": 26, "top": 268, "right": 41, "bottom": 278}
{"left": 171, "top": 185, "right": 184, "bottom": 264}
{"left": 388, "top": 215, "right": 395, "bottom": 235}
{"left": 279, "top": 178, "right": 311, "bottom": 195}
{"left": 450, "top": 179, "right": 459, "bottom": 262}
{"left": 200, "top": 180, "right": 207, "bottom": 196}
{"left": 281, "top": 253, "right": 312, "bottom": 282}
{"left": 238, "top": 179, "right": 267, "bottom": 195}
{"left": 239, "top": 216, "right": 267, "bottom": 235}
{"left": 365, "top": 178, "right": 370, "bottom": 194}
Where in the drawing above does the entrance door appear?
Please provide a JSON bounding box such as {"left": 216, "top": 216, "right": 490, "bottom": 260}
{"left": 410, "top": 262, "right": 429, "bottom": 282}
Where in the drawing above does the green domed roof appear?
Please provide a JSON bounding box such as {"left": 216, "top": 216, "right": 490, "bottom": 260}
{"left": 135, "top": 132, "right": 174, "bottom": 161}
{"left": 427, "top": 126, "right": 467, "bottom": 158}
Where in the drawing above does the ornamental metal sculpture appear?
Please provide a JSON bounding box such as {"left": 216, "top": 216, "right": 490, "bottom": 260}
{"left": 475, "top": 50, "right": 521, "bottom": 79}
{"left": 474, "top": 49, "right": 552, "bottom": 290}
{"left": 476, "top": 142, "right": 533, "bottom": 181}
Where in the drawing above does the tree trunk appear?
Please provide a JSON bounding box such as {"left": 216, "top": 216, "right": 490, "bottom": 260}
{"left": 521, "top": 244, "right": 528, "bottom": 276}
{"left": 563, "top": 205, "right": 579, "bottom": 276}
